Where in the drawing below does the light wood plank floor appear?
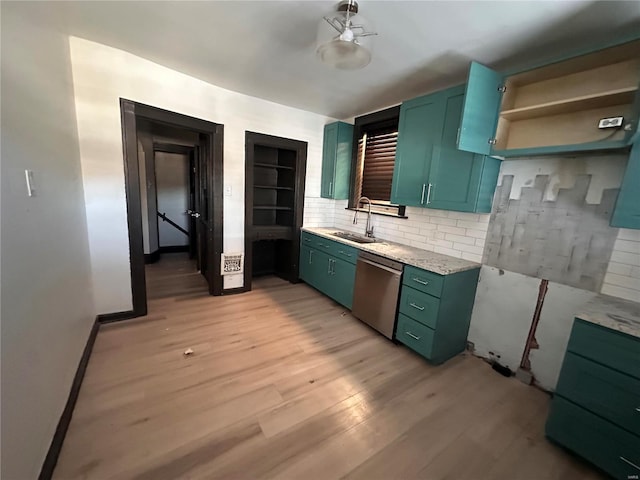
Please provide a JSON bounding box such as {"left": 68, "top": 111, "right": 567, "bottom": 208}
{"left": 54, "top": 254, "right": 602, "bottom": 479}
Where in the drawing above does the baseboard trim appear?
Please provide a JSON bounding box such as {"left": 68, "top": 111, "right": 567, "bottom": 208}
{"left": 159, "top": 245, "right": 189, "bottom": 253}
{"left": 97, "top": 310, "right": 137, "bottom": 324}
{"left": 39, "top": 318, "right": 100, "bottom": 480}
{"left": 144, "top": 250, "right": 160, "bottom": 264}
{"left": 222, "top": 286, "right": 249, "bottom": 295}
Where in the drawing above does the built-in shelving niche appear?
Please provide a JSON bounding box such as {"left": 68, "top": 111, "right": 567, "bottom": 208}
{"left": 245, "top": 133, "right": 307, "bottom": 289}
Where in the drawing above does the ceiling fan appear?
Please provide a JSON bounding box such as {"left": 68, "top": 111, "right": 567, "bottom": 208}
{"left": 316, "top": 0, "right": 378, "bottom": 70}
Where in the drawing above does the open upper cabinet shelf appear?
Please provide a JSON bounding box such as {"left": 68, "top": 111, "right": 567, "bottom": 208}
{"left": 458, "top": 38, "right": 640, "bottom": 157}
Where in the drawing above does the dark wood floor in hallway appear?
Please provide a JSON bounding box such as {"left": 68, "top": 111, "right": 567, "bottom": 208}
{"left": 53, "top": 254, "right": 602, "bottom": 479}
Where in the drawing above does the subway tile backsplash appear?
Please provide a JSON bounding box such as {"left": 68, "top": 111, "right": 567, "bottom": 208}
{"left": 303, "top": 198, "right": 639, "bottom": 304}
{"left": 331, "top": 200, "right": 489, "bottom": 263}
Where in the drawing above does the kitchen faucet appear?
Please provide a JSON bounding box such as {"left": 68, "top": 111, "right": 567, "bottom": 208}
{"left": 353, "top": 196, "right": 374, "bottom": 238}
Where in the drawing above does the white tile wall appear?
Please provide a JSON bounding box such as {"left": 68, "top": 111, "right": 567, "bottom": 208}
{"left": 303, "top": 197, "right": 336, "bottom": 228}
{"left": 331, "top": 200, "right": 489, "bottom": 262}
{"left": 601, "top": 228, "right": 640, "bottom": 302}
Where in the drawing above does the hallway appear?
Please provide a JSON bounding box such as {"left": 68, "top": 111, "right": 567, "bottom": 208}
{"left": 145, "top": 253, "right": 209, "bottom": 301}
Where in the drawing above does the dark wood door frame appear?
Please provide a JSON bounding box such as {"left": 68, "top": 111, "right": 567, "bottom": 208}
{"left": 244, "top": 131, "right": 307, "bottom": 292}
{"left": 120, "top": 99, "right": 224, "bottom": 318}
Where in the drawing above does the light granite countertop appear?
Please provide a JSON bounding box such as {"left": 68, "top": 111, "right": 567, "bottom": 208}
{"left": 576, "top": 295, "right": 640, "bottom": 339}
{"left": 302, "top": 227, "right": 480, "bottom": 275}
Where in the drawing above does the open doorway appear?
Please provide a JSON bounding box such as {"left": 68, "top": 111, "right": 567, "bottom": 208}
{"left": 120, "top": 100, "right": 224, "bottom": 318}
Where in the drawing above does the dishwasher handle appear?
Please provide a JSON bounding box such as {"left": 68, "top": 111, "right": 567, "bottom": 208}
{"left": 357, "top": 257, "right": 402, "bottom": 276}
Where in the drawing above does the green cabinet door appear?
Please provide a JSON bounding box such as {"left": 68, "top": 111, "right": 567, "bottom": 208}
{"left": 321, "top": 123, "right": 337, "bottom": 198}
{"left": 427, "top": 86, "right": 500, "bottom": 213}
{"left": 611, "top": 142, "right": 640, "bottom": 229}
{"left": 321, "top": 122, "right": 354, "bottom": 199}
{"left": 300, "top": 246, "right": 331, "bottom": 295}
{"left": 326, "top": 256, "right": 356, "bottom": 309}
{"left": 391, "top": 92, "right": 445, "bottom": 206}
{"left": 457, "top": 62, "right": 504, "bottom": 156}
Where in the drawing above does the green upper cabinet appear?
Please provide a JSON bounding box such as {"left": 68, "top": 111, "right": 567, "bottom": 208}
{"left": 611, "top": 142, "right": 640, "bottom": 229}
{"left": 458, "top": 62, "right": 504, "bottom": 156}
{"left": 428, "top": 87, "right": 501, "bottom": 213}
{"left": 457, "top": 38, "right": 640, "bottom": 158}
{"left": 392, "top": 85, "right": 501, "bottom": 213}
{"left": 321, "top": 121, "right": 353, "bottom": 199}
{"left": 391, "top": 91, "right": 445, "bottom": 207}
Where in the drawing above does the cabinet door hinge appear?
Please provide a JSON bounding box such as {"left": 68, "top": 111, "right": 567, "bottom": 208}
{"left": 488, "top": 138, "right": 497, "bottom": 145}
{"left": 498, "top": 85, "right": 506, "bottom": 93}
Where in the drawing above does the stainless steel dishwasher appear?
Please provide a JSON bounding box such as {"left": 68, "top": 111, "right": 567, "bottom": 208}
{"left": 352, "top": 251, "right": 403, "bottom": 339}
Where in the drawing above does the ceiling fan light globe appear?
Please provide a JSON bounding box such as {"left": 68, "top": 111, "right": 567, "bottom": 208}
{"left": 316, "top": 39, "right": 371, "bottom": 70}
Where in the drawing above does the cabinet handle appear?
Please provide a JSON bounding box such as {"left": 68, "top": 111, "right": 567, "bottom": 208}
{"left": 412, "top": 277, "right": 429, "bottom": 286}
{"left": 327, "top": 259, "right": 332, "bottom": 274}
{"left": 331, "top": 259, "right": 335, "bottom": 275}
{"left": 406, "top": 332, "right": 421, "bottom": 341}
{"left": 329, "top": 181, "right": 333, "bottom": 196}
{"left": 338, "top": 250, "right": 352, "bottom": 257}
{"left": 409, "top": 302, "right": 425, "bottom": 311}
{"left": 426, "top": 183, "right": 433, "bottom": 205}
{"left": 308, "top": 250, "right": 313, "bottom": 264}
{"left": 420, "top": 183, "right": 426, "bottom": 204}
{"left": 620, "top": 457, "right": 640, "bottom": 471}
{"left": 456, "top": 127, "right": 461, "bottom": 146}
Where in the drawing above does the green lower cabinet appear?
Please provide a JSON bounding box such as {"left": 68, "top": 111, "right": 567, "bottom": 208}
{"left": 395, "top": 265, "right": 480, "bottom": 364}
{"left": 546, "top": 397, "right": 640, "bottom": 480}
{"left": 546, "top": 318, "right": 640, "bottom": 479}
{"left": 326, "top": 256, "right": 356, "bottom": 310}
{"left": 396, "top": 314, "right": 435, "bottom": 359}
{"left": 299, "top": 233, "right": 357, "bottom": 309}
{"left": 611, "top": 142, "right": 640, "bottom": 229}
{"left": 299, "top": 245, "right": 331, "bottom": 295}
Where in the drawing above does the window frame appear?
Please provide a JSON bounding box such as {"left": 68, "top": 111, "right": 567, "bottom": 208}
{"left": 347, "top": 105, "right": 405, "bottom": 217}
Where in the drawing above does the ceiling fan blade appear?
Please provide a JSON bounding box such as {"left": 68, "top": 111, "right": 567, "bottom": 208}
{"left": 353, "top": 31, "right": 378, "bottom": 38}
{"left": 323, "top": 16, "right": 346, "bottom": 34}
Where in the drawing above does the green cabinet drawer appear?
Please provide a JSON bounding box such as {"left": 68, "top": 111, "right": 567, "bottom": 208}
{"left": 567, "top": 319, "right": 640, "bottom": 379}
{"left": 556, "top": 352, "right": 640, "bottom": 437}
{"left": 301, "top": 231, "right": 314, "bottom": 247}
{"left": 396, "top": 314, "right": 435, "bottom": 360}
{"left": 403, "top": 265, "right": 444, "bottom": 298}
{"left": 399, "top": 286, "right": 439, "bottom": 329}
{"left": 301, "top": 232, "right": 358, "bottom": 264}
{"left": 332, "top": 243, "right": 358, "bottom": 265}
{"left": 546, "top": 396, "right": 640, "bottom": 480}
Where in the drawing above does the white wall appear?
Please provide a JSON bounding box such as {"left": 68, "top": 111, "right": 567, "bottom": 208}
{"left": 155, "top": 152, "right": 189, "bottom": 247}
{"left": 1, "top": 5, "right": 96, "bottom": 479}
{"left": 468, "top": 267, "right": 597, "bottom": 391}
{"left": 69, "top": 37, "right": 335, "bottom": 313}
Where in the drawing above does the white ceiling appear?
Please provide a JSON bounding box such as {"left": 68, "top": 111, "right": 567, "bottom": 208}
{"left": 36, "top": 1, "right": 640, "bottom": 118}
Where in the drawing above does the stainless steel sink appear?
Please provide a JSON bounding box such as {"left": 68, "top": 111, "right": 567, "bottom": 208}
{"left": 331, "top": 231, "right": 377, "bottom": 244}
